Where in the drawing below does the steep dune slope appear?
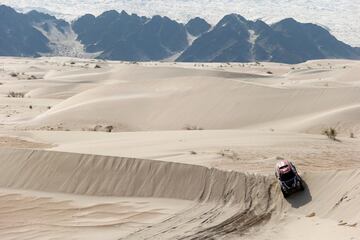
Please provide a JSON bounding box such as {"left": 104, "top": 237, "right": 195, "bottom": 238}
{"left": 0, "top": 148, "right": 359, "bottom": 239}
{"left": 0, "top": 148, "right": 275, "bottom": 203}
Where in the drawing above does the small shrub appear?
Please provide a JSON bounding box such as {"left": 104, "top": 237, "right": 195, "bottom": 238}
{"left": 29, "top": 105, "right": 33, "bottom": 109}
{"left": 267, "top": 71, "right": 273, "bottom": 74}
{"left": 27, "top": 75, "right": 37, "bottom": 80}
{"left": 190, "top": 151, "right": 197, "bottom": 155}
{"left": 93, "top": 125, "right": 102, "bottom": 132}
{"left": 93, "top": 125, "right": 114, "bottom": 132}
{"left": 184, "top": 125, "right": 204, "bottom": 130}
{"left": 7, "top": 91, "right": 25, "bottom": 98}
{"left": 105, "top": 125, "right": 114, "bottom": 132}
{"left": 322, "top": 127, "right": 338, "bottom": 141}
{"left": 350, "top": 132, "right": 355, "bottom": 138}
{"left": 9, "top": 72, "right": 18, "bottom": 77}
{"left": 94, "top": 64, "right": 101, "bottom": 69}
{"left": 218, "top": 149, "right": 240, "bottom": 161}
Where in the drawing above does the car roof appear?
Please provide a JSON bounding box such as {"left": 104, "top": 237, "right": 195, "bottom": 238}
{"left": 276, "top": 160, "right": 292, "bottom": 174}
{"left": 276, "top": 160, "right": 290, "bottom": 169}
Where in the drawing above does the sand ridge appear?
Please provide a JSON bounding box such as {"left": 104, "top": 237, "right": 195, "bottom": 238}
{"left": 1, "top": 57, "right": 360, "bottom": 135}
{"left": 0, "top": 148, "right": 359, "bottom": 239}
{"left": 0, "top": 57, "right": 360, "bottom": 239}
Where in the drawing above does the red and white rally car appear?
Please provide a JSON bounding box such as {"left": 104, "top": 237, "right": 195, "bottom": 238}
{"left": 275, "top": 160, "right": 304, "bottom": 198}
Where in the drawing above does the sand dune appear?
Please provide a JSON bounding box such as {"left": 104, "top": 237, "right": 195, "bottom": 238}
{"left": 0, "top": 148, "right": 359, "bottom": 239}
{"left": 0, "top": 188, "right": 192, "bottom": 240}
{"left": 0, "top": 57, "right": 360, "bottom": 239}
{"left": 2, "top": 59, "right": 356, "bottom": 135}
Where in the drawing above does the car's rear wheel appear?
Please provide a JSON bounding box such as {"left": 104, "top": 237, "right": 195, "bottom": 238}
{"left": 299, "top": 181, "right": 305, "bottom": 191}
{"left": 281, "top": 188, "right": 289, "bottom": 198}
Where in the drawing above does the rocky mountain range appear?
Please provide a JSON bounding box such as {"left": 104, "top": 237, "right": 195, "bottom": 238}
{"left": 0, "top": 5, "right": 50, "bottom": 56}
{"left": 1, "top": 5, "right": 359, "bottom": 63}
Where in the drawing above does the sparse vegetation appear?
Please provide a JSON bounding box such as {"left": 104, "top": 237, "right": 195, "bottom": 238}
{"left": 9, "top": 72, "right": 18, "bottom": 77}
{"left": 183, "top": 124, "right": 204, "bottom": 130}
{"left": 27, "top": 75, "right": 37, "bottom": 80}
{"left": 104, "top": 125, "right": 114, "bottom": 132}
{"left": 93, "top": 125, "right": 114, "bottom": 132}
{"left": 93, "top": 125, "right": 102, "bottom": 132}
{"left": 218, "top": 149, "right": 240, "bottom": 161}
{"left": 322, "top": 127, "right": 338, "bottom": 141}
{"left": 7, "top": 91, "right": 25, "bottom": 98}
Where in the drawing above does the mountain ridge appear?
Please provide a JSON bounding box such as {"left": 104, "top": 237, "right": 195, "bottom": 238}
{"left": 1, "top": 5, "right": 359, "bottom": 63}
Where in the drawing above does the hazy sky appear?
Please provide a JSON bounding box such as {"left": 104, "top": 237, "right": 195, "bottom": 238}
{"left": 1, "top": 0, "right": 359, "bottom": 46}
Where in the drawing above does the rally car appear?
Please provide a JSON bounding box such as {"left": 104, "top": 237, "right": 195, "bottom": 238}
{"left": 275, "top": 160, "right": 304, "bottom": 198}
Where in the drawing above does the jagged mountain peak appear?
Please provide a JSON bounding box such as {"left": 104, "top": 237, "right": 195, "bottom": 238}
{"left": 186, "top": 17, "right": 211, "bottom": 36}
{"left": 275, "top": 17, "right": 300, "bottom": 25}
{"left": 1, "top": 5, "right": 360, "bottom": 63}
{"left": 0, "top": 4, "right": 15, "bottom": 12}
{"left": 98, "top": 10, "right": 120, "bottom": 18}
{"left": 216, "top": 14, "right": 248, "bottom": 27}
{"left": 26, "top": 9, "right": 57, "bottom": 21}
{"left": 0, "top": 4, "right": 21, "bottom": 19}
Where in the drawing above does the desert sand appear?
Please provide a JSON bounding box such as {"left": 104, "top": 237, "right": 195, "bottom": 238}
{"left": 0, "top": 57, "right": 360, "bottom": 239}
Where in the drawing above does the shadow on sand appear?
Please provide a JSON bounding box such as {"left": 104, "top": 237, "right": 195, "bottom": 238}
{"left": 285, "top": 180, "right": 312, "bottom": 208}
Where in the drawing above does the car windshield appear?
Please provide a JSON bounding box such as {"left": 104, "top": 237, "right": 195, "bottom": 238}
{"left": 280, "top": 170, "right": 295, "bottom": 181}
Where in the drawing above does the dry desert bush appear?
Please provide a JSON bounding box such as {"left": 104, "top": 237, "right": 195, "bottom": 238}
{"left": 7, "top": 91, "right": 25, "bottom": 98}
{"left": 322, "top": 127, "right": 338, "bottom": 141}
{"left": 9, "top": 72, "right": 18, "bottom": 77}
{"left": 183, "top": 124, "right": 204, "bottom": 130}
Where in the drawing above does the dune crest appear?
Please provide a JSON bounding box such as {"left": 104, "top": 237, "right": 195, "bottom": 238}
{"left": 1, "top": 57, "right": 360, "bottom": 239}
{"left": 0, "top": 148, "right": 360, "bottom": 239}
